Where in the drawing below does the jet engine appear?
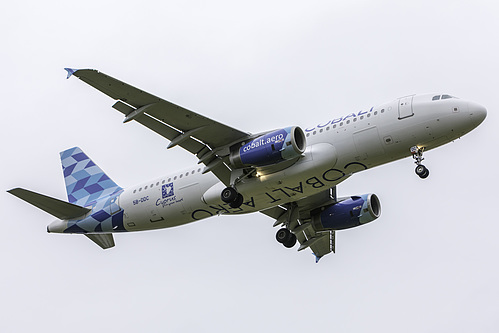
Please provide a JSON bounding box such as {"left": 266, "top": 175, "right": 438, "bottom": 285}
{"left": 312, "top": 194, "right": 381, "bottom": 231}
{"left": 229, "top": 126, "right": 306, "bottom": 168}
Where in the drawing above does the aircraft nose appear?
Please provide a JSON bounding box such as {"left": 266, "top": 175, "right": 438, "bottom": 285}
{"left": 468, "top": 101, "right": 487, "bottom": 126}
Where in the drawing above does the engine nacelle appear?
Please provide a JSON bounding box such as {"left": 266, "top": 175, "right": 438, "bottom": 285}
{"left": 312, "top": 194, "right": 381, "bottom": 231}
{"left": 230, "top": 126, "right": 306, "bottom": 168}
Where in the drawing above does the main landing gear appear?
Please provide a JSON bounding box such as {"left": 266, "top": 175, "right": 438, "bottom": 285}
{"left": 221, "top": 187, "right": 244, "bottom": 208}
{"left": 276, "top": 228, "right": 297, "bottom": 248}
{"left": 411, "top": 146, "right": 429, "bottom": 179}
{"left": 221, "top": 170, "right": 257, "bottom": 209}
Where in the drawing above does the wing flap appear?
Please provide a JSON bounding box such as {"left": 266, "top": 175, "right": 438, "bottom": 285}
{"left": 112, "top": 100, "right": 135, "bottom": 114}
{"left": 135, "top": 114, "right": 206, "bottom": 155}
{"left": 111, "top": 101, "right": 206, "bottom": 154}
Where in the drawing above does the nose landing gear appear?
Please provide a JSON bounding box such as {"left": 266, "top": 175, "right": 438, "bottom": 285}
{"left": 415, "top": 164, "right": 429, "bottom": 178}
{"left": 411, "top": 146, "right": 429, "bottom": 179}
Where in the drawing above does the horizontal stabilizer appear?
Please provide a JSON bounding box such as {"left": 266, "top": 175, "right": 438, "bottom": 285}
{"left": 7, "top": 188, "right": 90, "bottom": 220}
{"left": 85, "top": 233, "right": 115, "bottom": 249}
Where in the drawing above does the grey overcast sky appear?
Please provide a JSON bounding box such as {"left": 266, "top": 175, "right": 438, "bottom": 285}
{"left": 1, "top": 1, "right": 498, "bottom": 332}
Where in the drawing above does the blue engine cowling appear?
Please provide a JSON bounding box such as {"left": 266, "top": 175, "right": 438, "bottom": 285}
{"left": 230, "top": 126, "right": 306, "bottom": 168}
{"left": 312, "top": 194, "right": 381, "bottom": 231}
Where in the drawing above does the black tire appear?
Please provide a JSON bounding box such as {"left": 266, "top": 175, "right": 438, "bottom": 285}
{"left": 276, "top": 228, "right": 291, "bottom": 244}
{"left": 283, "top": 233, "right": 297, "bottom": 248}
{"left": 415, "top": 165, "right": 429, "bottom": 178}
{"left": 421, "top": 168, "right": 430, "bottom": 179}
{"left": 229, "top": 193, "right": 244, "bottom": 208}
{"left": 221, "top": 187, "right": 238, "bottom": 203}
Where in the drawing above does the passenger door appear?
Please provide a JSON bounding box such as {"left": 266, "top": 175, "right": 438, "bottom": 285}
{"left": 398, "top": 95, "right": 414, "bottom": 119}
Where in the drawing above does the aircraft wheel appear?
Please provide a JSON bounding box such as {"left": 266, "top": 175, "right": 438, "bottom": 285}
{"left": 229, "top": 193, "right": 244, "bottom": 208}
{"left": 283, "top": 233, "right": 297, "bottom": 248}
{"left": 276, "top": 228, "right": 291, "bottom": 244}
{"left": 221, "top": 187, "right": 238, "bottom": 203}
{"left": 415, "top": 165, "right": 429, "bottom": 179}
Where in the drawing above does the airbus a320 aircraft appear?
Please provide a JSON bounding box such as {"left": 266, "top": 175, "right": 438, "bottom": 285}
{"left": 8, "top": 69, "right": 487, "bottom": 262}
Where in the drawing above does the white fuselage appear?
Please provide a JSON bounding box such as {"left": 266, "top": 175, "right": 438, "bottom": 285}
{"left": 118, "top": 94, "right": 486, "bottom": 232}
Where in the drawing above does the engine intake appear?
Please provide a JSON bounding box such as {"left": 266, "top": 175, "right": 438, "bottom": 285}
{"left": 230, "top": 126, "right": 306, "bottom": 168}
{"left": 312, "top": 193, "right": 381, "bottom": 231}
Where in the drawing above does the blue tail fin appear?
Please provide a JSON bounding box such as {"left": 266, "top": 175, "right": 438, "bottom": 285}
{"left": 60, "top": 147, "right": 122, "bottom": 207}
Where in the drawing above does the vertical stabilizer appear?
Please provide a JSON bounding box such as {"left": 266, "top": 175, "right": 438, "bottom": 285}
{"left": 60, "top": 147, "right": 122, "bottom": 207}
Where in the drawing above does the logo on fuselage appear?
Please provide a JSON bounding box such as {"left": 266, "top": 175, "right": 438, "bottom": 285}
{"left": 242, "top": 133, "right": 285, "bottom": 153}
{"left": 162, "top": 183, "right": 174, "bottom": 198}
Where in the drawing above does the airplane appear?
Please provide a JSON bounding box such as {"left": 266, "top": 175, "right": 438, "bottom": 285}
{"left": 7, "top": 68, "right": 487, "bottom": 262}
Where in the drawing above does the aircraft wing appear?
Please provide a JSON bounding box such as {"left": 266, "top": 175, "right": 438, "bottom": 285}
{"left": 65, "top": 68, "right": 251, "bottom": 185}
{"left": 261, "top": 187, "right": 337, "bottom": 262}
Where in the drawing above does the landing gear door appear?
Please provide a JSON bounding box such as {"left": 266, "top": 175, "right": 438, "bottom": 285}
{"left": 398, "top": 95, "right": 414, "bottom": 119}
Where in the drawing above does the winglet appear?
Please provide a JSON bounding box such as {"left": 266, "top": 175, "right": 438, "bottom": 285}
{"left": 64, "top": 68, "right": 78, "bottom": 79}
{"left": 314, "top": 254, "right": 322, "bottom": 263}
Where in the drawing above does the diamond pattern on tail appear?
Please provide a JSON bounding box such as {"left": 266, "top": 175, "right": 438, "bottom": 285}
{"left": 60, "top": 147, "right": 122, "bottom": 207}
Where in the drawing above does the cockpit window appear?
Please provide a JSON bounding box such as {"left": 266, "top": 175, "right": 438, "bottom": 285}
{"left": 432, "top": 94, "right": 456, "bottom": 101}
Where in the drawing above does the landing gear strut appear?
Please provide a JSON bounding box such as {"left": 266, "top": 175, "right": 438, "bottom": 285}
{"left": 276, "top": 228, "right": 297, "bottom": 248}
{"left": 411, "top": 146, "right": 429, "bottom": 179}
{"left": 221, "top": 187, "right": 244, "bottom": 208}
